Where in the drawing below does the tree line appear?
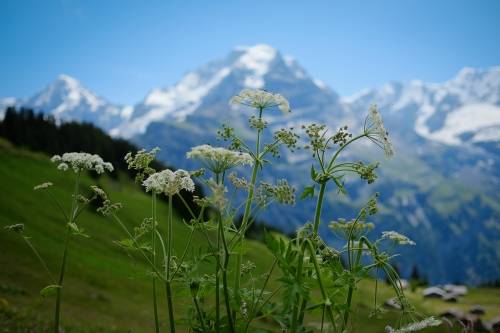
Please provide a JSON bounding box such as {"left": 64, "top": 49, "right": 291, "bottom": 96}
{"left": 0, "top": 106, "right": 203, "bottom": 221}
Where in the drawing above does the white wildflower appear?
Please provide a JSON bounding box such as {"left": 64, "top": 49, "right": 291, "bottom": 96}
{"left": 142, "top": 169, "right": 195, "bottom": 196}
{"left": 207, "top": 179, "right": 228, "bottom": 211}
{"left": 381, "top": 231, "right": 416, "bottom": 246}
{"left": 34, "top": 182, "right": 53, "bottom": 191}
{"left": 365, "top": 105, "right": 395, "bottom": 157}
{"left": 329, "top": 218, "right": 374, "bottom": 239}
{"left": 385, "top": 317, "right": 441, "bottom": 333}
{"left": 256, "top": 179, "right": 296, "bottom": 206}
{"left": 51, "top": 153, "right": 114, "bottom": 174}
{"left": 230, "top": 89, "right": 291, "bottom": 113}
{"left": 228, "top": 172, "right": 249, "bottom": 190}
{"left": 186, "top": 144, "right": 253, "bottom": 174}
{"left": 57, "top": 163, "right": 69, "bottom": 171}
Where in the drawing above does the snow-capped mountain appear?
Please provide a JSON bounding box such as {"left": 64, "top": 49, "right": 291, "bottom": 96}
{"left": 343, "top": 67, "right": 500, "bottom": 146}
{"left": 1, "top": 45, "right": 499, "bottom": 284}
{"left": 116, "top": 44, "right": 339, "bottom": 137}
{"left": 2, "top": 74, "right": 132, "bottom": 131}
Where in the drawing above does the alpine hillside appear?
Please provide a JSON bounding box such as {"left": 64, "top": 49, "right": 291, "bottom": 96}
{"left": 1, "top": 44, "right": 499, "bottom": 285}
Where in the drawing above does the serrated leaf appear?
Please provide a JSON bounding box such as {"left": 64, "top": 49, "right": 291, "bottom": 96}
{"left": 115, "top": 238, "right": 136, "bottom": 250}
{"left": 300, "top": 186, "right": 315, "bottom": 200}
{"left": 310, "top": 165, "right": 318, "bottom": 181}
{"left": 67, "top": 222, "right": 79, "bottom": 233}
{"left": 67, "top": 222, "right": 90, "bottom": 238}
{"left": 40, "top": 284, "right": 61, "bottom": 298}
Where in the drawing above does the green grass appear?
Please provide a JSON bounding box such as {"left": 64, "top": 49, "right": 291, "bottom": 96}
{"left": 0, "top": 139, "right": 498, "bottom": 332}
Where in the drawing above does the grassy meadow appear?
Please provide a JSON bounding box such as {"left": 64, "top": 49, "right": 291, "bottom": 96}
{"left": 0, "top": 138, "right": 498, "bottom": 332}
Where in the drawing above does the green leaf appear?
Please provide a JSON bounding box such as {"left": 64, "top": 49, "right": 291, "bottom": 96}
{"left": 67, "top": 222, "right": 89, "bottom": 238}
{"left": 115, "top": 238, "right": 136, "bottom": 250}
{"left": 310, "top": 165, "right": 318, "bottom": 181}
{"left": 40, "top": 284, "right": 61, "bottom": 298}
{"left": 300, "top": 186, "right": 315, "bottom": 200}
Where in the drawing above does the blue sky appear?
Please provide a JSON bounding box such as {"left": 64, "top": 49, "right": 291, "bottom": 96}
{"left": 1, "top": 0, "right": 499, "bottom": 105}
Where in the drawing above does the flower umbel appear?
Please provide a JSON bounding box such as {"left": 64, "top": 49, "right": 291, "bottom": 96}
{"left": 142, "top": 169, "right": 195, "bottom": 196}
{"left": 4, "top": 223, "right": 25, "bottom": 233}
{"left": 230, "top": 89, "right": 291, "bottom": 113}
{"left": 329, "top": 218, "right": 374, "bottom": 239}
{"left": 90, "top": 186, "right": 123, "bottom": 216}
{"left": 364, "top": 105, "right": 395, "bottom": 157}
{"left": 51, "top": 153, "right": 114, "bottom": 174}
{"left": 34, "top": 182, "right": 53, "bottom": 191}
{"left": 186, "top": 144, "right": 252, "bottom": 174}
{"left": 256, "top": 179, "right": 296, "bottom": 206}
{"left": 124, "top": 147, "right": 160, "bottom": 183}
{"left": 381, "top": 231, "right": 416, "bottom": 246}
{"left": 385, "top": 317, "right": 441, "bottom": 333}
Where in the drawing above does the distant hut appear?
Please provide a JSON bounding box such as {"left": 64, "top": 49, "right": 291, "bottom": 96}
{"left": 489, "top": 316, "right": 500, "bottom": 333}
{"left": 440, "top": 308, "right": 464, "bottom": 320}
{"left": 469, "top": 305, "right": 486, "bottom": 316}
{"left": 443, "top": 284, "right": 468, "bottom": 296}
{"left": 422, "top": 286, "right": 446, "bottom": 298}
{"left": 442, "top": 293, "right": 459, "bottom": 303}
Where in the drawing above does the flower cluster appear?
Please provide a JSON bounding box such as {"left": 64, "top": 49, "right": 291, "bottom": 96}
{"left": 51, "top": 153, "right": 114, "bottom": 174}
{"left": 230, "top": 89, "right": 291, "bottom": 113}
{"left": 354, "top": 161, "right": 379, "bottom": 184}
{"left": 142, "top": 169, "right": 195, "bottom": 196}
{"left": 124, "top": 147, "right": 160, "bottom": 183}
{"left": 186, "top": 145, "right": 252, "bottom": 174}
{"left": 90, "top": 186, "right": 123, "bottom": 216}
{"left": 34, "top": 182, "right": 53, "bottom": 191}
{"left": 207, "top": 179, "right": 228, "bottom": 211}
{"left": 385, "top": 317, "right": 441, "bottom": 333}
{"left": 365, "top": 105, "right": 395, "bottom": 157}
{"left": 248, "top": 115, "right": 268, "bottom": 130}
{"left": 332, "top": 126, "right": 352, "bottom": 147}
{"left": 4, "top": 223, "right": 25, "bottom": 234}
{"left": 228, "top": 172, "right": 249, "bottom": 190}
{"left": 256, "top": 179, "right": 296, "bottom": 206}
{"left": 134, "top": 217, "right": 156, "bottom": 239}
{"left": 274, "top": 128, "right": 300, "bottom": 152}
{"left": 329, "top": 218, "right": 374, "bottom": 239}
{"left": 381, "top": 231, "right": 416, "bottom": 246}
{"left": 302, "top": 123, "right": 329, "bottom": 154}
{"left": 217, "top": 124, "right": 244, "bottom": 151}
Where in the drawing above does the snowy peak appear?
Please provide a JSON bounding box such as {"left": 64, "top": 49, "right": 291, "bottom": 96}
{"left": 27, "top": 74, "right": 105, "bottom": 114}
{"left": 121, "top": 44, "right": 334, "bottom": 137}
{"left": 14, "top": 74, "right": 130, "bottom": 132}
{"left": 343, "top": 67, "right": 500, "bottom": 146}
{"left": 234, "top": 44, "right": 277, "bottom": 85}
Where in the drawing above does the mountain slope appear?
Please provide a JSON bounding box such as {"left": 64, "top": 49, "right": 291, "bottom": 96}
{"left": 1, "top": 45, "right": 499, "bottom": 285}
{"left": 1, "top": 75, "right": 132, "bottom": 132}
{"left": 0, "top": 139, "right": 277, "bottom": 332}
{"left": 131, "top": 47, "right": 500, "bottom": 285}
{"left": 2, "top": 139, "right": 499, "bottom": 332}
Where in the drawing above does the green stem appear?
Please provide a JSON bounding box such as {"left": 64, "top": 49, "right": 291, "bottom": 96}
{"left": 306, "top": 240, "right": 337, "bottom": 333}
{"left": 152, "top": 193, "right": 160, "bottom": 333}
{"left": 193, "top": 294, "right": 207, "bottom": 331}
{"left": 290, "top": 241, "right": 306, "bottom": 332}
{"left": 112, "top": 214, "right": 164, "bottom": 280}
{"left": 166, "top": 195, "right": 176, "bottom": 333}
{"left": 220, "top": 212, "right": 235, "bottom": 333}
{"left": 234, "top": 107, "right": 263, "bottom": 316}
{"left": 54, "top": 171, "right": 80, "bottom": 333}
{"left": 326, "top": 134, "right": 366, "bottom": 171}
{"left": 54, "top": 227, "right": 70, "bottom": 333}
{"left": 312, "top": 182, "right": 327, "bottom": 237}
{"left": 23, "top": 236, "right": 55, "bottom": 282}
{"left": 214, "top": 172, "right": 221, "bottom": 332}
{"left": 293, "top": 181, "right": 328, "bottom": 328}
